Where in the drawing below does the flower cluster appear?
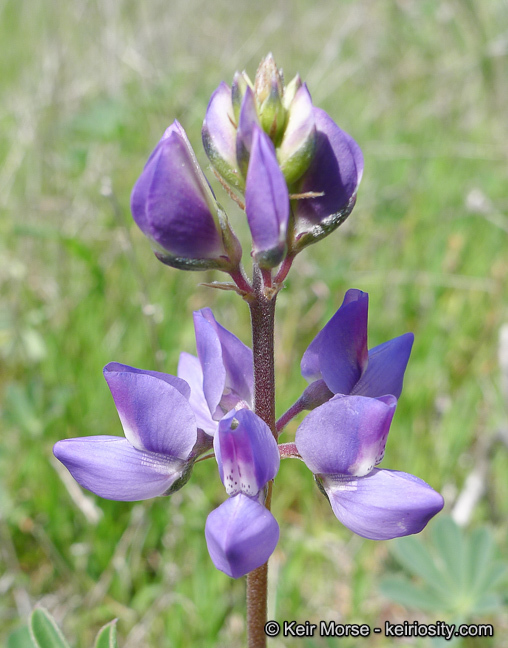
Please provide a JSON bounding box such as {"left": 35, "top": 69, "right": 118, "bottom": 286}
{"left": 54, "top": 55, "right": 443, "bottom": 580}
{"left": 130, "top": 54, "right": 363, "bottom": 274}
{"left": 54, "top": 297, "right": 443, "bottom": 576}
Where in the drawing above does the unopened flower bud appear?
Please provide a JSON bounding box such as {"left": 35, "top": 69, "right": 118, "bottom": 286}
{"left": 254, "top": 53, "right": 283, "bottom": 105}
{"left": 255, "top": 54, "right": 287, "bottom": 145}
{"left": 231, "top": 71, "right": 253, "bottom": 125}
{"left": 202, "top": 84, "right": 244, "bottom": 191}
{"left": 282, "top": 74, "right": 303, "bottom": 109}
{"left": 277, "top": 84, "right": 316, "bottom": 185}
{"left": 235, "top": 87, "right": 261, "bottom": 178}
{"left": 132, "top": 121, "right": 242, "bottom": 271}
{"left": 290, "top": 109, "right": 363, "bottom": 254}
{"left": 245, "top": 127, "right": 289, "bottom": 268}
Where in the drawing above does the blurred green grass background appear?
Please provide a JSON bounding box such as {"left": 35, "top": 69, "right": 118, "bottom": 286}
{"left": 1, "top": 0, "right": 508, "bottom": 646}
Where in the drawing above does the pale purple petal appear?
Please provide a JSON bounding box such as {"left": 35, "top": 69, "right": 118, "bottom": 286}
{"left": 236, "top": 87, "right": 260, "bottom": 175}
{"left": 319, "top": 289, "right": 368, "bottom": 394}
{"left": 131, "top": 121, "right": 225, "bottom": 259}
{"left": 353, "top": 333, "right": 414, "bottom": 399}
{"left": 278, "top": 84, "right": 316, "bottom": 185}
{"left": 105, "top": 362, "right": 190, "bottom": 399}
{"left": 245, "top": 127, "right": 289, "bottom": 268}
{"left": 295, "top": 394, "right": 397, "bottom": 477}
{"left": 301, "top": 289, "right": 368, "bottom": 394}
{"left": 103, "top": 368, "right": 197, "bottom": 458}
{"left": 214, "top": 409, "right": 279, "bottom": 496}
{"left": 177, "top": 352, "right": 217, "bottom": 436}
{"left": 53, "top": 437, "right": 186, "bottom": 501}
{"left": 202, "top": 82, "right": 243, "bottom": 189}
{"left": 205, "top": 494, "right": 279, "bottom": 578}
{"left": 322, "top": 469, "right": 444, "bottom": 540}
{"left": 194, "top": 308, "right": 253, "bottom": 416}
{"left": 193, "top": 309, "right": 226, "bottom": 418}
{"left": 294, "top": 108, "right": 363, "bottom": 232}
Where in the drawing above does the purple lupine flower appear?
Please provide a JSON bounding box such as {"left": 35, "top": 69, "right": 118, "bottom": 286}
{"left": 295, "top": 394, "right": 444, "bottom": 540}
{"left": 131, "top": 120, "right": 241, "bottom": 272}
{"left": 299, "top": 289, "right": 414, "bottom": 410}
{"left": 53, "top": 362, "right": 208, "bottom": 501}
{"left": 177, "top": 308, "right": 254, "bottom": 432}
{"left": 205, "top": 409, "right": 280, "bottom": 578}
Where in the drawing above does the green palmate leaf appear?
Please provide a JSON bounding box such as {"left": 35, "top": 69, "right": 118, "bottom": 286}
{"left": 390, "top": 535, "right": 449, "bottom": 601}
{"left": 464, "top": 526, "right": 495, "bottom": 593}
{"left": 94, "top": 619, "right": 118, "bottom": 648}
{"left": 29, "top": 608, "right": 71, "bottom": 648}
{"left": 430, "top": 516, "right": 465, "bottom": 590}
{"left": 472, "top": 592, "right": 504, "bottom": 615}
{"left": 379, "top": 576, "right": 442, "bottom": 612}
{"left": 475, "top": 561, "right": 508, "bottom": 596}
{"left": 7, "top": 626, "right": 36, "bottom": 648}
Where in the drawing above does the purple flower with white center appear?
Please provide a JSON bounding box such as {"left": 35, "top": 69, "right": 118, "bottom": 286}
{"left": 178, "top": 308, "right": 254, "bottom": 432}
{"left": 298, "top": 289, "right": 414, "bottom": 411}
{"left": 131, "top": 120, "right": 241, "bottom": 272}
{"left": 205, "top": 409, "right": 280, "bottom": 578}
{"left": 295, "top": 394, "right": 444, "bottom": 540}
{"left": 53, "top": 363, "right": 208, "bottom": 501}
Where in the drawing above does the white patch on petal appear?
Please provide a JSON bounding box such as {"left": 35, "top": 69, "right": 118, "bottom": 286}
{"left": 139, "top": 450, "right": 184, "bottom": 476}
{"left": 325, "top": 474, "right": 359, "bottom": 493}
{"left": 222, "top": 457, "right": 258, "bottom": 496}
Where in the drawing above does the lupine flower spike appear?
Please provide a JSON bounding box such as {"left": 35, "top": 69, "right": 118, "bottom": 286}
{"left": 53, "top": 55, "right": 444, "bottom": 646}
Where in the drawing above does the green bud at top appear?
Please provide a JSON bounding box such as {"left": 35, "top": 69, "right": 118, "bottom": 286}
{"left": 254, "top": 54, "right": 288, "bottom": 145}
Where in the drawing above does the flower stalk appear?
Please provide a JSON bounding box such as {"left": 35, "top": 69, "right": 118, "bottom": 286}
{"left": 246, "top": 264, "right": 278, "bottom": 647}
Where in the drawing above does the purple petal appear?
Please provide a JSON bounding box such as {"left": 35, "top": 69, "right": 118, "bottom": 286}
{"left": 245, "top": 127, "right": 289, "bottom": 268}
{"left": 301, "top": 289, "right": 368, "bottom": 394}
{"left": 236, "top": 87, "right": 260, "bottom": 175}
{"left": 322, "top": 468, "right": 444, "bottom": 540}
{"left": 278, "top": 84, "right": 316, "bottom": 185}
{"left": 105, "top": 362, "right": 191, "bottom": 399}
{"left": 177, "top": 352, "right": 218, "bottom": 436}
{"left": 53, "top": 437, "right": 186, "bottom": 501}
{"left": 215, "top": 409, "right": 279, "bottom": 496}
{"left": 131, "top": 120, "right": 225, "bottom": 260}
{"left": 294, "top": 108, "right": 363, "bottom": 233}
{"left": 103, "top": 367, "right": 197, "bottom": 458}
{"left": 194, "top": 308, "right": 253, "bottom": 417}
{"left": 295, "top": 394, "right": 397, "bottom": 476}
{"left": 205, "top": 494, "right": 279, "bottom": 578}
{"left": 353, "top": 333, "right": 414, "bottom": 399}
{"left": 202, "top": 82, "right": 243, "bottom": 190}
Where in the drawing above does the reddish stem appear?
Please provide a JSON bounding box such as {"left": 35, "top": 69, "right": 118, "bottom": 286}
{"left": 246, "top": 265, "right": 277, "bottom": 647}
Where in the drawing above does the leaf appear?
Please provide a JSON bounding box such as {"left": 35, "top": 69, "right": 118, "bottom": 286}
{"left": 430, "top": 516, "right": 465, "bottom": 588}
{"left": 474, "top": 561, "right": 508, "bottom": 597}
{"left": 379, "top": 575, "right": 443, "bottom": 612}
{"left": 7, "top": 626, "right": 36, "bottom": 648}
{"left": 464, "top": 526, "right": 494, "bottom": 593}
{"left": 29, "top": 608, "right": 71, "bottom": 648}
{"left": 390, "top": 535, "right": 450, "bottom": 600}
{"left": 471, "top": 592, "right": 504, "bottom": 615}
{"left": 94, "top": 619, "right": 118, "bottom": 648}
